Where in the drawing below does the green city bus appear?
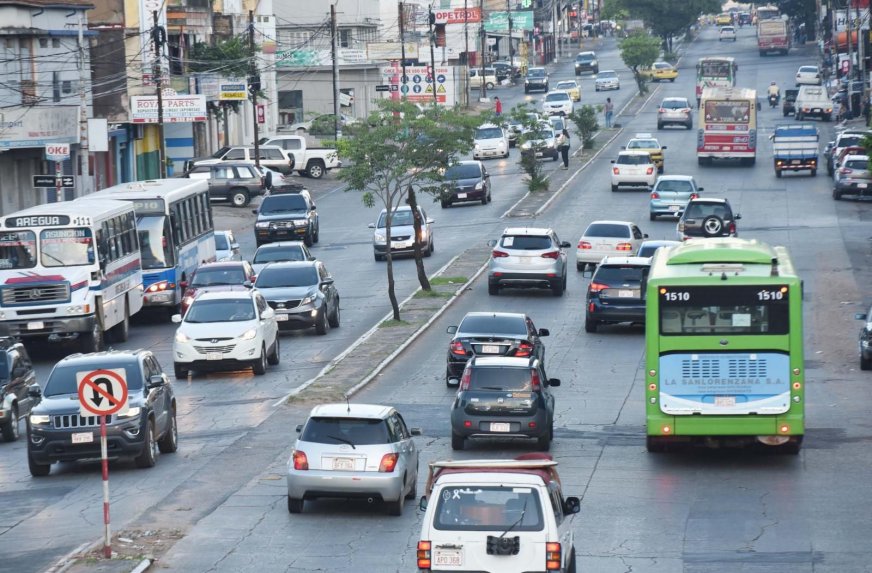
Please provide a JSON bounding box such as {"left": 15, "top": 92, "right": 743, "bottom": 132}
{"left": 644, "top": 239, "right": 804, "bottom": 454}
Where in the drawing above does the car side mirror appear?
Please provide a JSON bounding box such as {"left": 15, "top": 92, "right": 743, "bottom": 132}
{"left": 419, "top": 496, "right": 428, "bottom": 511}
{"left": 697, "top": 187, "right": 704, "bottom": 191}
{"left": 410, "top": 427, "right": 423, "bottom": 436}
{"left": 560, "top": 241, "right": 571, "bottom": 248}
{"left": 446, "top": 325, "right": 458, "bottom": 334}
{"left": 295, "top": 424, "right": 303, "bottom": 432}
{"left": 310, "top": 205, "right": 317, "bottom": 211}
{"left": 487, "top": 239, "right": 497, "bottom": 247}
{"left": 735, "top": 213, "right": 742, "bottom": 220}
{"left": 243, "top": 280, "right": 252, "bottom": 288}
{"left": 27, "top": 384, "right": 42, "bottom": 399}
{"left": 147, "top": 374, "right": 166, "bottom": 388}
{"left": 856, "top": 313, "right": 868, "bottom": 320}
{"left": 426, "top": 218, "right": 435, "bottom": 224}
{"left": 321, "top": 278, "right": 334, "bottom": 285}
{"left": 620, "top": 146, "right": 626, "bottom": 150}
{"left": 643, "top": 233, "right": 649, "bottom": 238}
{"left": 251, "top": 209, "right": 259, "bottom": 215}
{"left": 610, "top": 160, "right": 616, "bottom": 164}
{"left": 171, "top": 314, "right": 182, "bottom": 323}
{"left": 368, "top": 223, "right": 375, "bottom": 229}
{"left": 538, "top": 328, "right": 550, "bottom": 337}
{"left": 564, "top": 496, "right": 581, "bottom": 515}
{"left": 262, "top": 308, "right": 275, "bottom": 320}
{"left": 548, "top": 378, "right": 561, "bottom": 387}
{"left": 661, "top": 145, "right": 668, "bottom": 150}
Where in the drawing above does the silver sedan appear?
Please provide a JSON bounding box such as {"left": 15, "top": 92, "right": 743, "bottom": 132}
{"left": 649, "top": 175, "right": 703, "bottom": 220}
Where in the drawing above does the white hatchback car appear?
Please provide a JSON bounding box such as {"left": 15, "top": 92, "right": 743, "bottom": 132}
{"left": 795, "top": 65, "right": 822, "bottom": 86}
{"left": 541, "top": 91, "right": 574, "bottom": 116}
{"left": 576, "top": 220, "right": 647, "bottom": 271}
{"left": 610, "top": 150, "right": 657, "bottom": 191}
{"left": 214, "top": 230, "right": 241, "bottom": 261}
{"left": 473, "top": 123, "right": 510, "bottom": 159}
{"left": 171, "top": 289, "right": 279, "bottom": 378}
{"left": 719, "top": 26, "right": 737, "bottom": 41}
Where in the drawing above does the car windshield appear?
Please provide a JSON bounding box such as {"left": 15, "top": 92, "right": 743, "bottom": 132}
{"left": 655, "top": 179, "right": 693, "bottom": 192}
{"left": 184, "top": 299, "right": 255, "bottom": 323}
{"left": 40, "top": 228, "right": 94, "bottom": 267}
{"left": 499, "top": 235, "right": 552, "bottom": 250}
{"left": 255, "top": 266, "right": 318, "bottom": 288}
{"left": 254, "top": 246, "right": 305, "bottom": 264}
{"left": 530, "top": 130, "right": 553, "bottom": 140}
{"left": 458, "top": 315, "right": 527, "bottom": 336}
{"left": 137, "top": 215, "right": 174, "bottom": 270}
{"left": 527, "top": 69, "right": 545, "bottom": 77}
{"left": 469, "top": 367, "right": 535, "bottom": 391}
{"left": 585, "top": 223, "right": 631, "bottom": 238}
{"left": 0, "top": 230, "right": 37, "bottom": 270}
{"left": 545, "top": 93, "right": 569, "bottom": 102}
{"left": 191, "top": 267, "right": 245, "bottom": 287}
{"left": 44, "top": 360, "right": 143, "bottom": 397}
{"left": 261, "top": 194, "right": 307, "bottom": 214}
{"left": 214, "top": 234, "right": 230, "bottom": 250}
{"left": 556, "top": 82, "right": 575, "bottom": 90}
{"left": 684, "top": 202, "right": 731, "bottom": 219}
{"left": 445, "top": 164, "right": 482, "bottom": 179}
{"left": 628, "top": 140, "right": 658, "bottom": 149}
{"left": 301, "top": 417, "right": 390, "bottom": 445}
{"left": 577, "top": 53, "right": 594, "bottom": 62}
{"left": 475, "top": 127, "right": 503, "bottom": 140}
{"left": 661, "top": 99, "right": 689, "bottom": 110}
{"left": 434, "top": 486, "right": 544, "bottom": 532}
{"left": 638, "top": 243, "right": 676, "bottom": 257}
{"left": 839, "top": 135, "right": 865, "bottom": 147}
{"left": 599, "top": 71, "right": 617, "bottom": 78}
{"left": 593, "top": 265, "right": 649, "bottom": 284}
{"left": 377, "top": 210, "right": 415, "bottom": 228}
{"left": 210, "top": 146, "right": 230, "bottom": 159}
{"left": 616, "top": 154, "right": 651, "bottom": 165}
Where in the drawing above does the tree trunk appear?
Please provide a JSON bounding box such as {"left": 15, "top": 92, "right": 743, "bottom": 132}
{"left": 384, "top": 216, "right": 401, "bottom": 320}
{"left": 407, "top": 186, "right": 431, "bottom": 291}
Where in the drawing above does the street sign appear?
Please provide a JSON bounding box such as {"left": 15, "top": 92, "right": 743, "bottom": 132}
{"left": 375, "top": 85, "right": 391, "bottom": 92}
{"left": 45, "top": 143, "right": 70, "bottom": 162}
{"left": 77, "top": 368, "right": 129, "bottom": 416}
{"left": 33, "top": 175, "right": 74, "bottom": 188}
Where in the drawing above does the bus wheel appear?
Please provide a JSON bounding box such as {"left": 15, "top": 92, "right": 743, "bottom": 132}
{"left": 646, "top": 436, "right": 667, "bottom": 453}
{"left": 779, "top": 437, "right": 802, "bottom": 455}
{"left": 109, "top": 303, "right": 129, "bottom": 343}
{"left": 82, "top": 321, "right": 104, "bottom": 353}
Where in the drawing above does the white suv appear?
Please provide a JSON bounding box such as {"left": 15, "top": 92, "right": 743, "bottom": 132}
{"left": 541, "top": 91, "right": 574, "bottom": 116}
{"left": 172, "top": 290, "right": 280, "bottom": 378}
{"left": 610, "top": 150, "right": 657, "bottom": 191}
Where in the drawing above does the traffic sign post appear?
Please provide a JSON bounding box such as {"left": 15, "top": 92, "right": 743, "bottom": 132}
{"left": 77, "top": 368, "right": 129, "bottom": 559}
{"left": 55, "top": 162, "right": 63, "bottom": 203}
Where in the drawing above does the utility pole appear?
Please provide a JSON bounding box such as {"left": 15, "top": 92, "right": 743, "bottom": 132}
{"left": 249, "top": 10, "right": 261, "bottom": 167}
{"left": 429, "top": 5, "right": 438, "bottom": 106}
{"left": 77, "top": 10, "right": 90, "bottom": 196}
{"left": 152, "top": 11, "right": 167, "bottom": 178}
{"left": 507, "top": 0, "right": 514, "bottom": 84}
{"left": 399, "top": 1, "right": 407, "bottom": 100}
{"left": 331, "top": 4, "right": 341, "bottom": 138}
{"left": 479, "top": 0, "right": 486, "bottom": 101}
{"left": 464, "top": 0, "right": 470, "bottom": 107}
{"left": 552, "top": 0, "right": 558, "bottom": 61}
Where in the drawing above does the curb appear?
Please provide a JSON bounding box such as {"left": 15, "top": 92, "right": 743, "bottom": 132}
{"left": 130, "top": 559, "right": 153, "bottom": 573}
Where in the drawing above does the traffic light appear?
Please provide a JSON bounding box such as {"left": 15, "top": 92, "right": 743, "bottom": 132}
{"left": 248, "top": 75, "right": 261, "bottom": 95}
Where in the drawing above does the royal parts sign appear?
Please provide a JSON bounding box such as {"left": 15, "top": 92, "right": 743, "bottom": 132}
{"left": 130, "top": 95, "right": 207, "bottom": 123}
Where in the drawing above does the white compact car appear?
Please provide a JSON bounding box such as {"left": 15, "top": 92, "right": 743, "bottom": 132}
{"left": 795, "top": 65, "right": 822, "bottom": 86}
{"left": 595, "top": 70, "right": 620, "bottom": 91}
{"left": 214, "top": 230, "right": 241, "bottom": 261}
{"left": 576, "top": 220, "right": 647, "bottom": 271}
{"left": 541, "top": 91, "right": 574, "bottom": 116}
{"left": 610, "top": 150, "right": 657, "bottom": 191}
{"left": 473, "top": 123, "right": 510, "bottom": 159}
{"left": 172, "top": 289, "right": 279, "bottom": 378}
{"left": 719, "top": 26, "right": 737, "bottom": 41}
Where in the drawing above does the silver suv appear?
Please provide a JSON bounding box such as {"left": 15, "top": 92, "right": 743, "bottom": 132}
{"left": 657, "top": 97, "right": 693, "bottom": 130}
{"left": 487, "top": 227, "right": 571, "bottom": 296}
{"left": 833, "top": 154, "right": 872, "bottom": 200}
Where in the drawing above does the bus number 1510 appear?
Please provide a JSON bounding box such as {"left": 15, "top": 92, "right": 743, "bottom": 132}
{"left": 662, "top": 291, "right": 690, "bottom": 301}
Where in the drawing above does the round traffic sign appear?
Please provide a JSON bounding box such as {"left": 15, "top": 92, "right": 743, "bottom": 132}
{"left": 413, "top": 85, "right": 422, "bottom": 93}
{"left": 77, "top": 369, "right": 129, "bottom": 416}
{"left": 437, "top": 74, "right": 446, "bottom": 83}
{"left": 401, "top": 85, "right": 410, "bottom": 94}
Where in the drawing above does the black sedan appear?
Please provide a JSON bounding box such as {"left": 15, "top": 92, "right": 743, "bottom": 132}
{"left": 440, "top": 161, "right": 491, "bottom": 208}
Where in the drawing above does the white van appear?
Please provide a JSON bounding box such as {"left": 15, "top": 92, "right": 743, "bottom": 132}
{"left": 469, "top": 68, "right": 498, "bottom": 90}
{"left": 794, "top": 85, "right": 833, "bottom": 121}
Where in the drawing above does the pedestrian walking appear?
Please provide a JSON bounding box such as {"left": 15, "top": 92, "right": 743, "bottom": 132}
{"left": 556, "top": 129, "right": 571, "bottom": 169}
{"left": 494, "top": 96, "right": 502, "bottom": 116}
{"left": 603, "top": 98, "right": 614, "bottom": 128}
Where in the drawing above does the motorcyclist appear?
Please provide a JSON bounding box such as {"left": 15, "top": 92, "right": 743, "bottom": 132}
{"left": 767, "top": 82, "right": 780, "bottom": 106}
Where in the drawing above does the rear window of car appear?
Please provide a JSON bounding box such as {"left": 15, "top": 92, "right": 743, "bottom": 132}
{"left": 458, "top": 315, "right": 527, "bottom": 336}
{"left": 556, "top": 82, "right": 575, "bottom": 90}
{"left": 500, "top": 235, "right": 552, "bottom": 250}
{"left": 661, "top": 99, "right": 689, "bottom": 110}
{"left": 260, "top": 149, "right": 285, "bottom": 160}
{"left": 684, "top": 202, "right": 732, "bottom": 219}
{"left": 261, "top": 194, "right": 308, "bottom": 213}
{"left": 585, "top": 223, "right": 631, "bottom": 238}
{"left": 191, "top": 267, "right": 245, "bottom": 287}
{"left": 445, "top": 164, "right": 482, "bottom": 179}
{"left": 577, "top": 53, "right": 595, "bottom": 62}
{"left": 528, "top": 68, "right": 546, "bottom": 77}
{"left": 301, "top": 417, "right": 390, "bottom": 445}
{"left": 845, "top": 159, "right": 869, "bottom": 170}
{"left": 654, "top": 179, "right": 693, "bottom": 192}
{"left": 469, "top": 366, "right": 534, "bottom": 391}
{"left": 616, "top": 154, "right": 650, "bottom": 165}
{"left": 44, "top": 360, "right": 143, "bottom": 396}
{"left": 627, "top": 140, "right": 658, "bottom": 150}
{"left": 434, "top": 486, "right": 544, "bottom": 532}
{"left": 254, "top": 245, "right": 305, "bottom": 264}
{"left": 214, "top": 234, "right": 230, "bottom": 250}
{"left": 593, "top": 265, "right": 649, "bottom": 284}
{"left": 598, "top": 71, "right": 617, "bottom": 78}
{"left": 799, "top": 66, "right": 817, "bottom": 73}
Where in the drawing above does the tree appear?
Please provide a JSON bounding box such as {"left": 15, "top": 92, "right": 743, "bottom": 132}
{"left": 337, "top": 99, "right": 478, "bottom": 320}
{"left": 566, "top": 105, "right": 600, "bottom": 150}
{"left": 618, "top": 32, "right": 662, "bottom": 94}
{"left": 188, "top": 37, "right": 253, "bottom": 77}
{"left": 607, "top": 0, "right": 720, "bottom": 51}
{"left": 507, "top": 104, "right": 552, "bottom": 192}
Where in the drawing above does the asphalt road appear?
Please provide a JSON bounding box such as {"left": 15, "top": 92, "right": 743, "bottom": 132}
{"left": 3, "top": 26, "right": 872, "bottom": 573}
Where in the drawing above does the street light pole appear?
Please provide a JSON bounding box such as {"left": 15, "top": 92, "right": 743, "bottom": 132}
{"left": 479, "top": 0, "right": 486, "bottom": 101}
{"left": 507, "top": 0, "right": 514, "bottom": 84}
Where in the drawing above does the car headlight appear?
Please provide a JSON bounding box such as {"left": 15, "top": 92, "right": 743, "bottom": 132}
{"left": 240, "top": 328, "right": 258, "bottom": 340}
{"left": 475, "top": 181, "right": 484, "bottom": 190}
{"left": 300, "top": 295, "right": 316, "bottom": 306}
{"left": 175, "top": 331, "right": 191, "bottom": 343}
{"left": 591, "top": 60, "right": 597, "bottom": 65}
{"left": 30, "top": 414, "right": 50, "bottom": 425}
{"left": 255, "top": 222, "right": 270, "bottom": 229}
{"left": 374, "top": 233, "right": 386, "bottom": 242}
{"left": 117, "top": 407, "right": 141, "bottom": 419}
{"left": 474, "top": 144, "right": 481, "bottom": 150}
{"left": 525, "top": 80, "right": 530, "bottom": 84}
{"left": 67, "top": 305, "right": 84, "bottom": 314}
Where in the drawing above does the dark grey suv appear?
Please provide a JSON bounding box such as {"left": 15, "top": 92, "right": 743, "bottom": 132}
{"left": 450, "top": 356, "right": 559, "bottom": 451}
{"left": 0, "top": 338, "right": 39, "bottom": 442}
{"left": 677, "top": 198, "right": 740, "bottom": 240}
{"left": 254, "top": 261, "right": 340, "bottom": 335}
{"left": 26, "top": 350, "right": 178, "bottom": 476}
{"left": 185, "top": 162, "right": 267, "bottom": 207}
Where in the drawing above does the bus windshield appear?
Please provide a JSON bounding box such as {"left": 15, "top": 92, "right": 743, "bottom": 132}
{"left": 659, "top": 285, "right": 790, "bottom": 335}
{"left": 0, "top": 231, "right": 37, "bottom": 269}
{"left": 698, "top": 60, "right": 734, "bottom": 78}
{"left": 40, "top": 229, "right": 93, "bottom": 267}
{"left": 704, "top": 100, "right": 750, "bottom": 123}
{"left": 137, "top": 215, "right": 175, "bottom": 270}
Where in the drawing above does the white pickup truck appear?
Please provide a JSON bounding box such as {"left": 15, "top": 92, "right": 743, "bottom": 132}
{"left": 258, "top": 134, "right": 341, "bottom": 179}
{"left": 417, "top": 456, "right": 581, "bottom": 573}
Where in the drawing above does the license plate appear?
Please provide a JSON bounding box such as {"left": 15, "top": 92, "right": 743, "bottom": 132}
{"left": 72, "top": 432, "right": 93, "bottom": 444}
{"left": 813, "top": 108, "right": 821, "bottom": 113}
{"left": 480, "top": 345, "right": 501, "bottom": 354}
{"left": 206, "top": 352, "right": 223, "bottom": 361}
{"left": 535, "top": 152, "right": 543, "bottom": 157}
{"left": 490, "top": 422, "right": 511, "bottom": 432}
{"left": 859, "top": 183, "right": 868, "bottom": 189}
{"left": 332, "top": 457, "right": 354, "bottom": 471}
{"left": 618, "top": 290, "right": 634, "bottom": 298}
{"left": 457, "top": 193, "right": 467, "bottom": 199}
{"left": 275, "top": 314, "right": 288, "bottom": 321}
{"left": 434, "top": 549, "right": 463, "bottom": 566}
{"left": 27, "top": 321, "right": 44, "bottom": 330}
{"left": 668, "top": 205, "right": 681, "bottom": 211}
{"left": 715, "top": 396, "right": 736, "bottom": 407}
{"left": 791, "top": 159, "right": 801, "bottom": 164}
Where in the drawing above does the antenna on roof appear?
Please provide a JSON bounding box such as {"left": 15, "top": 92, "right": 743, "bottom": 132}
{"left": 344, "top": 393, "right": 350, "bottom": 413}
{"left": 770, "top": 257, "right": 779, "bottom": 277}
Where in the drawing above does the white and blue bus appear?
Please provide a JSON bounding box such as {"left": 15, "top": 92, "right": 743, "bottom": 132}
{"left": 0, "top": 199, "right": 144, "bottom": 351}
{"left": 81, "top": 179, "right": 215, "bottom": 315}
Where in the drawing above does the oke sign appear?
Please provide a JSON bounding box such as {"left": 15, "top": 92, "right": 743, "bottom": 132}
{"left": 45, "top": 144, "right": 70, "bottom": 162}
{"left": 77, "top": 369, "right": 129, "bottom": 417}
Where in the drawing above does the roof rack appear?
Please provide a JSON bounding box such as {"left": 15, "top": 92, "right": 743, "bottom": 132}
{"left": 425, "top": 455, "right": 560, "bottom": 494}
{"left": 267, "top": 182, "right": 307, "bottom": 194}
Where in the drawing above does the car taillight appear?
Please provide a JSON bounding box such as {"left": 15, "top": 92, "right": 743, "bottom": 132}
{"left": 378, "top": 453, "right": 399, "bottom": 472}
{"left": 728, "top": 222, "right": 736, "bottom": 234}
{"left": 449, "top": 340, "right": 467, "bottom": 356}
{"left": 690, "top": 193, "right": 699, "bottom": 200}
{"left": 292, "top": 450, "right": 308, "bottom": 471}
{"left": 459, "top": 367, "right": 472, "bottom": 390}
{"left": 146, "top": 280, "right": 172, "bottom": 293}
{"left": 681, "top": 108, "right": 691, "bottom": 113}
{"left": 546, "top": 542, "right": 562, "bottom": 570}
{"left": 840, "top": 168, "right": 852, "bottom": 175}
{"left": 541, "top": 251, "right": 560, "bottom": 259}
{"left": 578, "top": 240, "right": 591, "bottom": 249}
{"left": 646, "top": 167, "right": 654, "bottom": 175}
{"left": 650, "top": 191, "right": 660, "bottom": 199}
{"left": 658, "top": 107, "right": 665, "bottom": 113}
{"left": 589, "top": 281, "right": 608, "bottom": 293}
{"left": 612, "top": 167, "right": 620, "bottom": 175}
{"left": 516, "top": 341, "right": 534, "bottom": 357}
{"left": 616, "top": 243, "right": 632, "bottom": 251}
{"left": 492, "top": 250, "right": 509, "bottom": 258}
{"left": 417, "top": 541, "right": 432, "bottom": 570}
{"left": 530, "top": 368, "right": 542, "bottom": 391}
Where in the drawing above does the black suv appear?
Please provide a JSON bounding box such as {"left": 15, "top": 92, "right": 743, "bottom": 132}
{"left": 782, "top": 89, "right": 799, "bottom": 117}
{"left": 584, "top": 256, "right": 651, "bottom": 333}
{"left": 26, "top": 350, "right": 178, "bottom": 476}
{"left": 445, "top": 312, "right": 548, "bottom": 386}
{"left": 254, "top": 261, "right": 340, "bottom": 335}
{"left": 524, "top": 67, "right": 549, "bottom": 93}
{"left": 0, "top": 338, "right": 39, "bottom": 441}
{"left": 450, "top": 356, "right": 560, "bottom": 451}
{"left": 184, "top": 162, "right": 267, "bottom": 207}
{"left": 252, "top": 186, "right": 320, "bottom": 247}
{"left": 574, "top": 51, "right": 599, "bottom": 75}
{"left": 677, "top": 198, "right": 740, "bottom": 240}
{"left": 441, "top": 160, "right": 491, "bottom": 207}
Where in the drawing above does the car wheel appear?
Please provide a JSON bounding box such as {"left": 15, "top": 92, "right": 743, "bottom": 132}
{"left": 585, "top": 316, "right": 598, "bottom": 333}
{"left": 657, "top": 122, "right": 663, "bottom": 130}
{"left": 405, "top": 471, "right": 418, "bottom": 500}
{"left": 313, "top": 226, "right": 320, "bottom": 244}
{"left": 537, "top": 430, "right": 552, "bottom": 451}
{"left": 387, "top": 494, "right": 405, "bottom": 516}
{"left": 315, "top": 309, "right": 330, "bottom": 335}
{"left": 646, "top": 436, "right": 667, "bottom": 453}
{"left": 775, "top": 169, "right": 782, "bottom": 178}
{"left": 670, "top": 78, "right": 675, "bottom": 82}
{"left": 328, "top": 302, "right": 341, "bottom": 328}
{"left": 611, "top": 184, "right": 618, "bottom": 192}
{"left": 303, "top": 229, "right": 314, "bottom": 247}
{"left": 862, "top": 354, "right": 872, "bottom": 370}
{"left": 833, "top": 188, "right": 842, "bottom": 200}
{"left": 306, "top": 161, "right": 325, "bottom": 179}
{"left": 157, "top": 408, "right": 179, "bottom": 454}
{"left": 267, "top": 336, "right": 280, "bottom": 365}
{"left": 658, "top": 165, "right": 664, "bottom": 174}
{"left": 576, "top": 262, "right": 585, "bottom": 272}
{"left": 567, "top": 547, "right": 578, "bottom": 573}
{"left": 481, "top": 193, "right": 488, "bottom": 205}
{"left": 485, "top": 82, "right": 494, "bottom": 90}
{"left": 650, "top": 212, "right": 657, "bottom": 221}
{"left": 287, "top": 496, "right": 304, "bottom": 514}
{"left": 686, "top": 122, "right": 693, "bottom": 130}
{"left": 1, "top": 405, "right": 19, "bottom": 442}
{"left": 446, "top": 368, "right": 458, "bottom": 388}
{"left": 488, "top": 282, "right": 499, "bottom": 295}
{"left": 134, "top": 420, "right": 157, "bottom": 468}
{"left": 174, "top": 362, "right": 189, "bottom": 379}
{"left": 108, "top": 304, "right": 130, "bottom": 343}
{"left": 810, "top": 169, "right": 816, "bottom": 177}
{"left": 28, "top": 449, "right": 51, "bottom": 477}
{"left": 451, "top": 432, "right": 465, "bottom": 451}
{"left": 440, "top": 200, "right": 450, "bottom": 208}
{"left": 374, "top": 253, "right": 384, "bottom": 262}
{"left": 551, "top": 279, "right": 564, "bottom": 297}
{"left": 230, "top": 189, "right": 250, "bottom": 207}
{"left": 253, "top": 345, "right": 268, "bottom": 375}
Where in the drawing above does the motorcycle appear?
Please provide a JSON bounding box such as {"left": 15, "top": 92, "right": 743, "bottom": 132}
{"left": 769, "top": 93, "right": 779, "bottom": 108}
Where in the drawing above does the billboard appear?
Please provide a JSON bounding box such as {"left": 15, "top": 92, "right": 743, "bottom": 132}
{"left": 0, "top": 106, "right": 79, "bottom": 148}
{"left": 130, "top": 95, "right": 208, "bottom": 123}
{"left": 367, "top": 42, "right": 420, "bottom": 61}
{"left": 433, "top": 7, "right": 481, "bottom": 24}
{"left": 380, "top": 65, "right": 459, "bottom": 106}
{"left": 484, "top": 11, "right": 534, "bottom": 32}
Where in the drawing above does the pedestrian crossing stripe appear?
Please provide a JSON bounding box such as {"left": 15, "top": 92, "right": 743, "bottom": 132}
{"left": 436, "top": 84, "right": 446, "bottom": 93}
